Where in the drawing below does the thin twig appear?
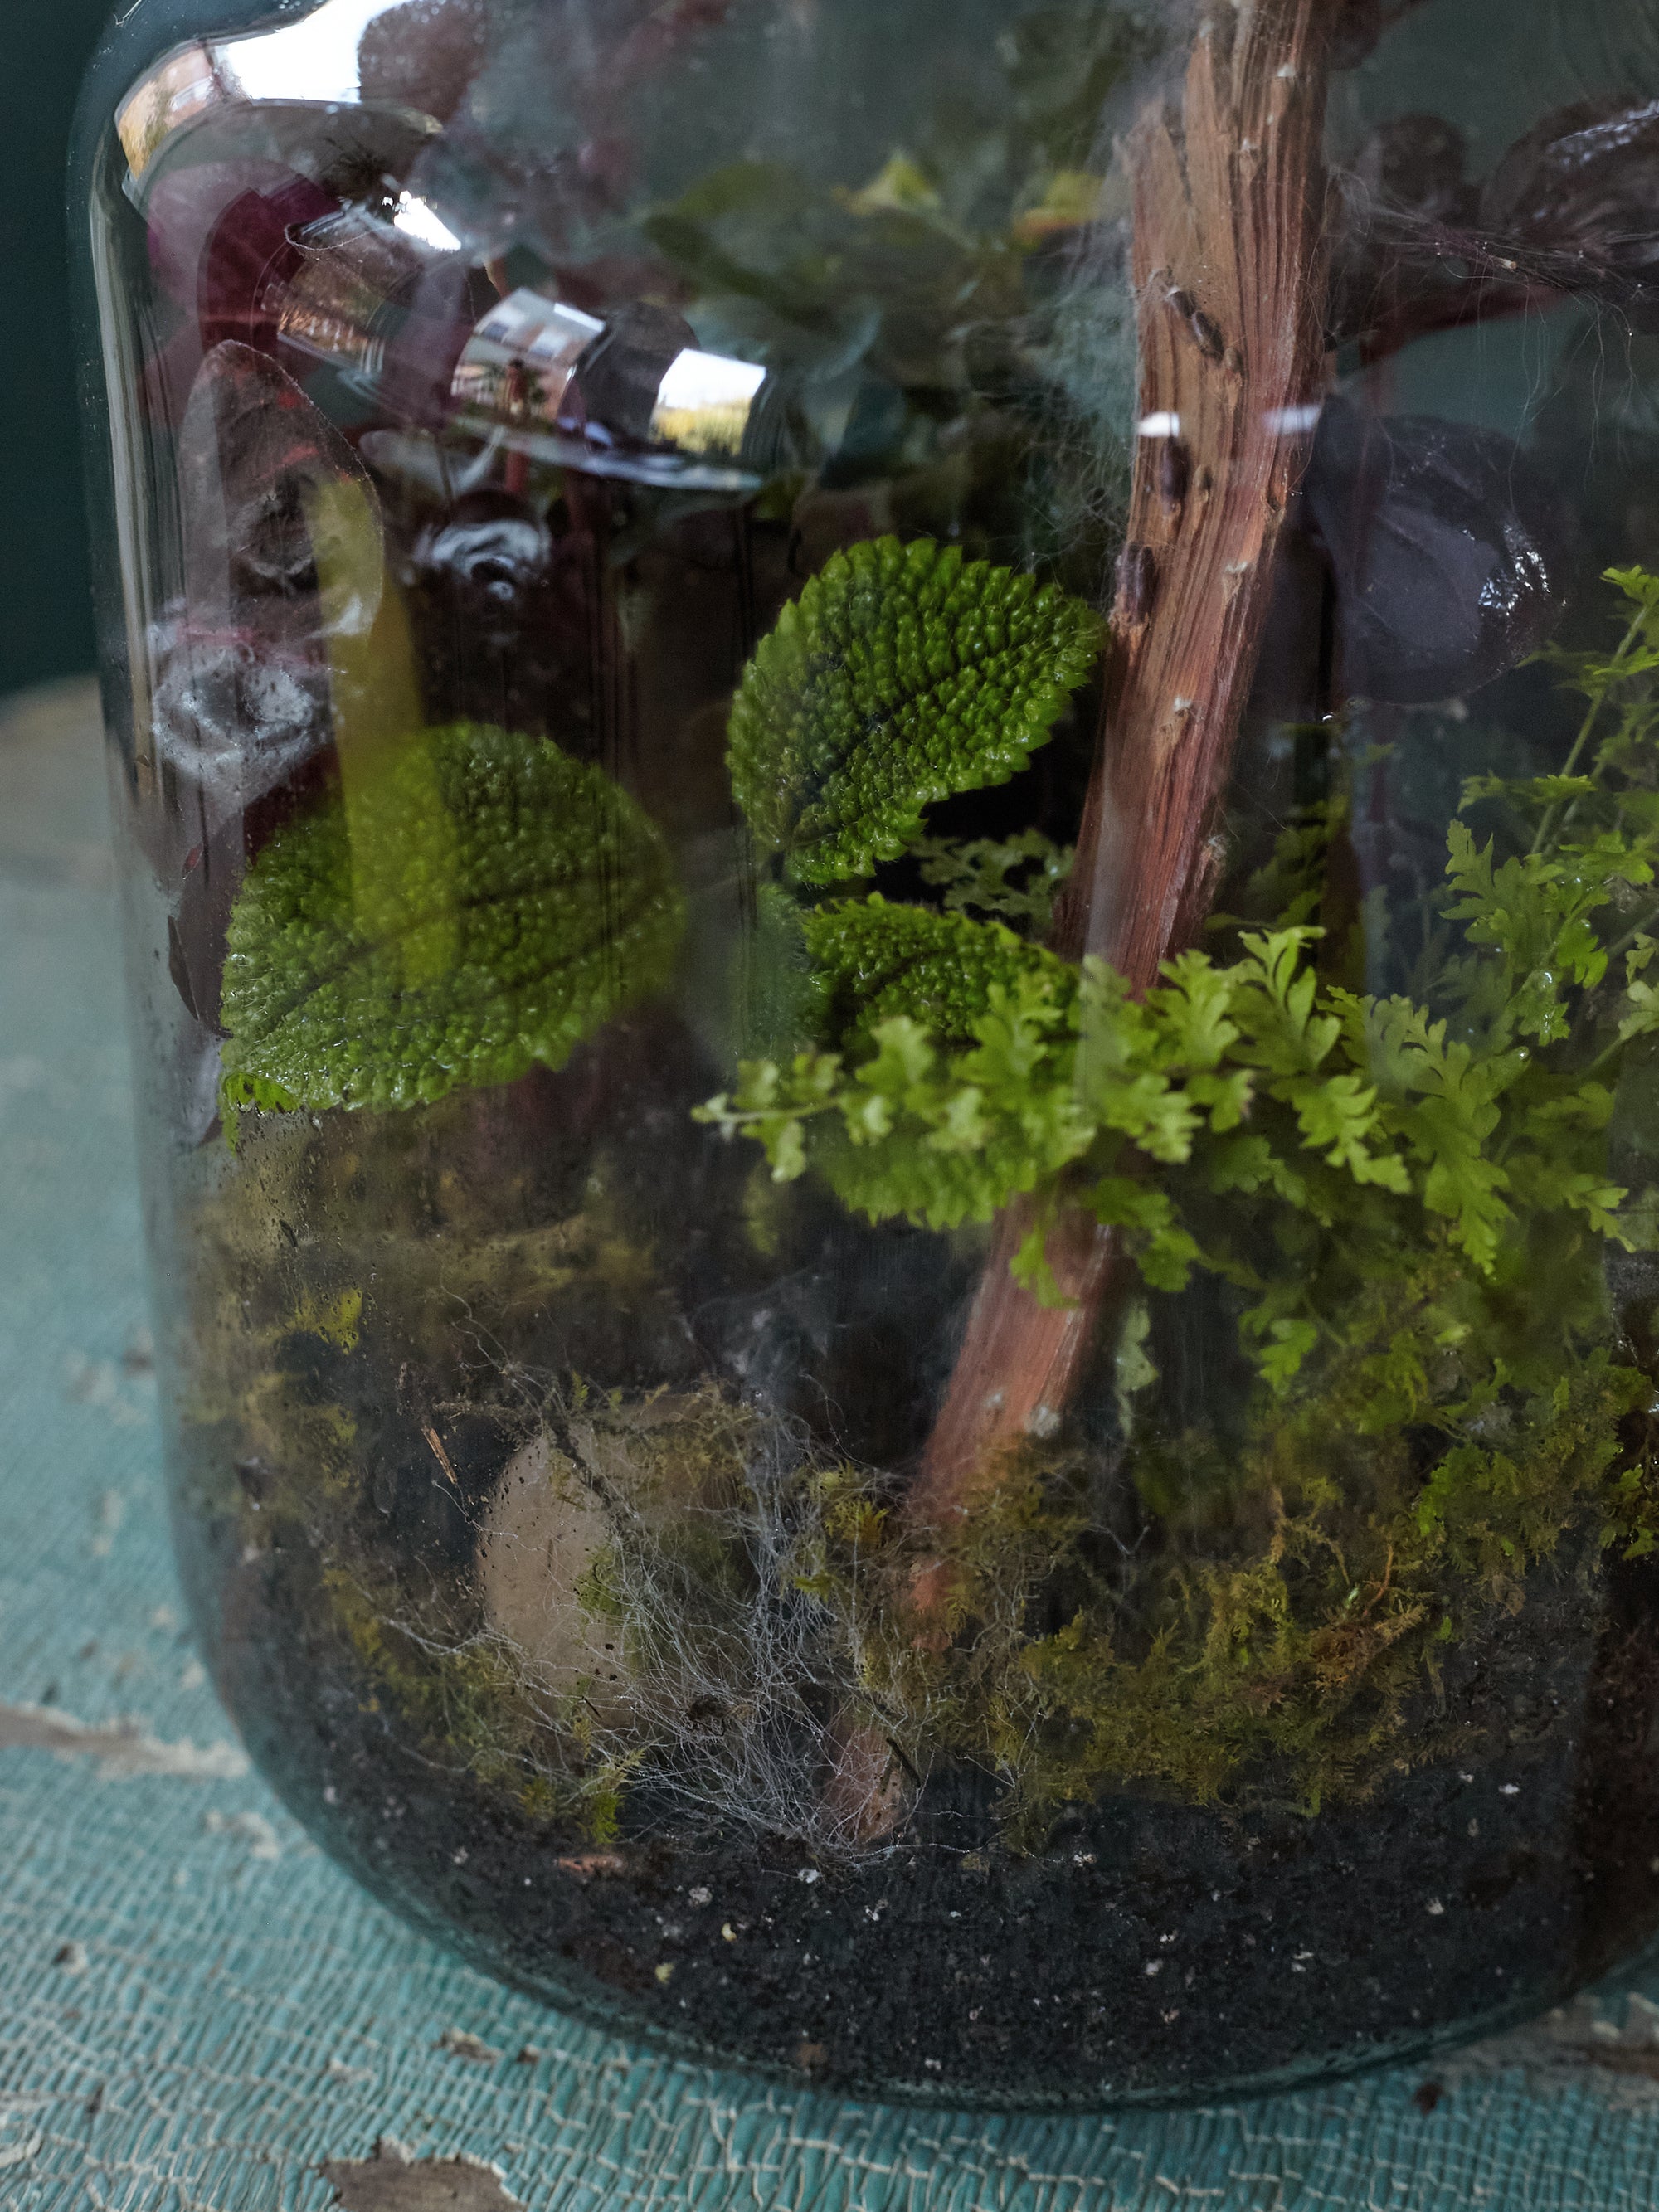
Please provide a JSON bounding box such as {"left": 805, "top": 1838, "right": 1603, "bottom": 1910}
{"left": 423, "top": 1422, "right": 461, "bottom": 1490}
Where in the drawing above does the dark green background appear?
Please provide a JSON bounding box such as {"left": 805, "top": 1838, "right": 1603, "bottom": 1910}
{"left": 2, "top": 1, "right": 117, "bottom": 695}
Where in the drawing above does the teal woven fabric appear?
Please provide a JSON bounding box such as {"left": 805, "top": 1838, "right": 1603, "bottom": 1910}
{"left": 5, "top": 681, "right": 1659, "bottom": 2210}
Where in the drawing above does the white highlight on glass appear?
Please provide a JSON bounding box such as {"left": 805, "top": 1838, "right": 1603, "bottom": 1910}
{"left": 217, "top": 0, "right": 401, "bottom": 106}
{"left": 655, "top": 350, "right": 768, "bottom": 418}
{"left": 392, "top": 192, "right": 463, "bottom": 255}
{"left": 651, "top": 348, "right": 768, "bottom": 459}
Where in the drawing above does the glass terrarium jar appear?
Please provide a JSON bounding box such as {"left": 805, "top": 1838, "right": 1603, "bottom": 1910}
{"left": 74, "top": 0, "right": 1659, "bottom": 2107}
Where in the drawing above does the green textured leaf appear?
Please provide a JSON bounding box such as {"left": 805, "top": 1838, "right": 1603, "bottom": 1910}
{"left": 803, "top": 894, "right": 1078, "bottom": 1050}
{"left": 221, "top": 724, "right": 685, "bottom": 1115}
{"left": 728, "top": 536, "right": 1102, "bottom": 884}
{"left": 739, "top": 883, "right": 829, "bottom": 1059}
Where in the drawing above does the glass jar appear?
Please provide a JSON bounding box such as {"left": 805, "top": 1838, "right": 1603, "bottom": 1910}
{"left": 75, "top": 0, "right": 1659, "bottom": 2107}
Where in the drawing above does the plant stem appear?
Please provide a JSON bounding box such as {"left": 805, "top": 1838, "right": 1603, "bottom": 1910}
{"left": 906, "top": 1, "right": 1335, "bottom": 1553}
{"left": 1598, "top": 906, "right": 1659, "bottom": 973}
{"left": 1530, "top": 607, "right": 1650, "bottom": 856}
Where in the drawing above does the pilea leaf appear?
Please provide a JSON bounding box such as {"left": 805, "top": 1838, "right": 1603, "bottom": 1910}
{"left": 803, "top": 894, "right": 1078, "bottom": 1049}
{"left": 727, "top": 536, "right": 1102, "bottom": 885}
{"left": 221, "top": 724, "right": 684, "bottom": 1115}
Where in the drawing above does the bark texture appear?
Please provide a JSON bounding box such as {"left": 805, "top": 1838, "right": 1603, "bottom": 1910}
{"left": 908, "top": 1, "right": 1335, "bottom": 1538}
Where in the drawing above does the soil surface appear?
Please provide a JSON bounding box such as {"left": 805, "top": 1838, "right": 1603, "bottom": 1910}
{"left": 192, "top": 1510, "right": 1659, "bottom": 2110}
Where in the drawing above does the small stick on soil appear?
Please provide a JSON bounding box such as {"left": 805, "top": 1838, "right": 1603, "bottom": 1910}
{"left": 423, "top": 1422, "right": 461, "bottom": 1490}
{"left": 907, "top": 1, "right": 1335, "bottom": 1558}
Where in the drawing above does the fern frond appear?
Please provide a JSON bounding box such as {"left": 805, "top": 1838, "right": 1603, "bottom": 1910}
{"left": 913, "top": 829, "right": 1074, "bottom": 936}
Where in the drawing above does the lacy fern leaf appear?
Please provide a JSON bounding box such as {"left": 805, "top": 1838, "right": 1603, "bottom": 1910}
{"left": 703, "top": 906, "right": 1082, "bottom": 1230}
{"left": 727, "top": 536, "right": 1102, "bottom": 884}
{"left": 221, "top": 724, "right": 684, "bottom": 1115}
{"left": 913, "top": 829, "right": 1074, "bottom": 936}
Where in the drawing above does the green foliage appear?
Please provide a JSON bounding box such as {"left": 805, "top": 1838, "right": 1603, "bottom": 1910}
{"left": 696, "top": 566, "right": 1659, "bottom": 1833}
{"left": 703, "top": 902, "right": 1084, "bottom": 1228}
{"left": 220, "top": 724, "right": 684, "bottom": 1117}
{"left": 203, "top": 464, "right": 1659, "bottom": 1845}
{"left": 727, "top": 537, "right": 1102, "bottom": 884}
{"left": 713, "top": 571, "right": 1659, "bottom": 1350}
{"left": 640, "top": 7, "right": 1162, "bottom": 382}
{"left": 913, "top": 828, "right": 1074, "bottom": 936}
{"left": 804, "top": 895, "right": 1077, "bottom": 1049}
{"left": 815, "top": 1334, "right": 1650, "bottom": 1837}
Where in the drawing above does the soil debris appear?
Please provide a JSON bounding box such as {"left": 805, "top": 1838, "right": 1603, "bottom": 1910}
{"left": 0, "top": 1700, "right": 249, "bottom": 1781}
{"left": 435, "top": 2030, "right": 503, "bottom": 2065}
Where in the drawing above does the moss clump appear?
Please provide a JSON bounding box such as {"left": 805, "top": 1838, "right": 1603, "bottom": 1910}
{"left": 806, "top": 1333, "right": 1651, "bottom": 1843}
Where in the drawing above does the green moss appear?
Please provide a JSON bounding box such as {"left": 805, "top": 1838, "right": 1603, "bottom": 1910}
{"left": 323, "top": 1563, "right": 555, "bottom": 1793}
{"left": 786, "top": 1325, "right": 1648, "bottom": 1841}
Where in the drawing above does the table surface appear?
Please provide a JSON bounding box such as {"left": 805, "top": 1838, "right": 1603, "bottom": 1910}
{"left": 8, "top": 681, "right": 1659, "bottom": 2211}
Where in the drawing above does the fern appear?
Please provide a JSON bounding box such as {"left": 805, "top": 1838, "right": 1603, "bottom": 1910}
{"left": 727, "top": 536, "right": 1102, "bottom": 885}
{"left": 913, "top": 829, "right": 1075, "bottom": 936}
{"left": 710, "top": 570, "right": 1659, "bottom": 1390}
{"left": 221, "top": 724, "right": 684, "bottom": 1116}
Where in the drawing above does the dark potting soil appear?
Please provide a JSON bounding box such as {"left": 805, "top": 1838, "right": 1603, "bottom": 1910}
{"left": 191, "top": 1508, "right": 1659, "bottom": 2110}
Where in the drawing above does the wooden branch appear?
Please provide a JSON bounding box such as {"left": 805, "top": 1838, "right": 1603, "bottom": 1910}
{"left": 907, "top": 1, "right": 1335, "bottom": 1546}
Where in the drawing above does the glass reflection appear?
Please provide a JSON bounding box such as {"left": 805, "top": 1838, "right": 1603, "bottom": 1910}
{"left": 119, "top": 0, "right": 416, "bottom": 181}
{"left": 115, "top": 2, "right": 776, "bottom": 490}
